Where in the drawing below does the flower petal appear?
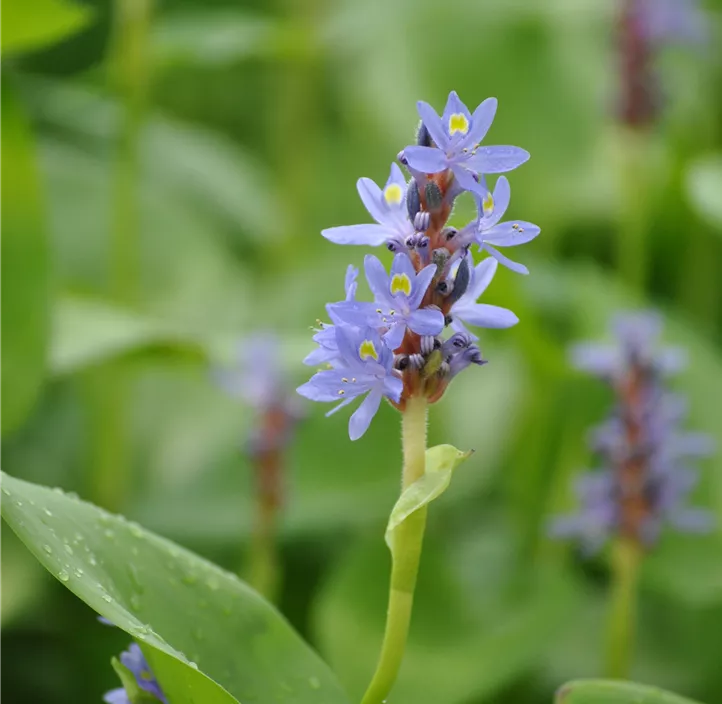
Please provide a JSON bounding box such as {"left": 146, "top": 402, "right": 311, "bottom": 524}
{"left": 409, "top": 263, "right": 437, "bottom": 309}
{"left": 465, "top": 145, "right": 530, "bottom": 174}
{"left": 402, "top": 146, "right": 449, "bottom": 174}
{"left": 477, "top": 175, "right": 511, "bottom": 230}
{"left": 569, "top": 343, "right": 619, "bottom": 375}
{"left": 348, "top": 386, "right": 384, "bottom": 440}
{"left": 453, "top": 303, "right": 518, "bottom": 329}
{"left": 387, "top": 162, "right": 407, "bottom": 190}
{"left": 416, "top": 100, "right": 448, "bottom": 149}
{"left": 364, "top": 254, "right": 392, "bottom": 305}
{"left": 357, "top": 177, "right": 385, "bottom": 223}
{"left": 465, "top": 257, "right": 498, "bottom": 302}
{"left": 322, "top": 223, "right": 390, "bottom": 246}
{"left": 483, "top": 220, "right": 541, "bottom": 247}
{"left": 450, "top": 164, "right": 485, "bottom": 195}
{"left": 408, "top": 307, "right": 445, "bottom": 336}
{"left": 383, "top": 373, "right": 404, "bottom": 402}
{"left": 441, "top": 91, "right": 472, "bottom": 135}
{"left": 461, "top": 97, "right": 497, "bottom": 149}
{"left": 482, "top": 243, "right": 529, "bottom": 275}
{"left": 297, "top": 370, "right": 354, "bottom": 402}
{"left": 383, "top": 321, "right": 407, "bottom": 350}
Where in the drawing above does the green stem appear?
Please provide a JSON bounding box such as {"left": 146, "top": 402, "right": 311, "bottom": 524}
{"left": 616, "top": 127, "right": 651, "bottom": 297}
{"left": 88, "top": 0, "right": 152, "bottom": 510}
{"left": 604, "top": 537, "right": 642, "bottom": 679}
{"left": 247, "top": 489, "right": 281, "bottom": 603}
{"left": 360, "top": 397, "right": 428, "bottom": 704}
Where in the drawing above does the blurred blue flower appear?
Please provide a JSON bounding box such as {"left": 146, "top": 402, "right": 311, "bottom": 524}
{"left": 551, "top": 312, "right": 713, "bottom": 551}
{"left": 400, "top": 91, "right": 529, "bottom": 195}
{"left": 321, "top": 163, "right": 415, "bottom": 249}
{"left": 297, "top": 325, "right": 403, "bottom": 440}
{"left": 634, "top": 0, "right": 708, "bottom": 45}
{"left": 103, "top": 643, "right": 167, "bottom": 704}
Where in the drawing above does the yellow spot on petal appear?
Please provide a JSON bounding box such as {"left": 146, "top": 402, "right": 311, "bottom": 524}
{"left": 390, "top": 273, "right": 412, "bottom": 297}
{"left": 449, "top": 113, "right": 469, "bottom": 136}
{"left": 482, "top": 192, "right": 494, "bottom": 217}
{"left": 384, "top": 184, "right": 403, "bottom": 205}
{"left": 359, "top": 340, "right": 379, "bottom": 361}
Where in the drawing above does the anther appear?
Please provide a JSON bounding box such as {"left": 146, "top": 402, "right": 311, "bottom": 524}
{"left": 406, "top": 179, "right": 421, "bottom": 222}
{"left": 442, "top": 227, "right": 458, "bottom": 241}
{"left": 413, "top": 211, "right": 430, "bottom": 232}
{"left": 444, "top": 314, "right": 453, "bottom": 326}
{"left": 420, "top": 336, "right": 435, "bottom": 356}
{"left": 338, "top": 390, "right": 345, "bottom": 395}
{"left": 417, "top": 122, "right": 432, "bottom": 147}
{"left": 342, "top": 377, "right": 349, "bottom": 382}
{"left": 405, "top": 235, "right": 419, "bottom": 249}
{"left": 447, "top": 256, "right": 470, "bottom": 304}
{"left": 394, "top": 354, "right": 410, "bottom": 370}
{"left": 436, "top": 279, "right": 452, "bottom": 296}
{"left": 408, "top": 354, "right": 425, "bottom": 369}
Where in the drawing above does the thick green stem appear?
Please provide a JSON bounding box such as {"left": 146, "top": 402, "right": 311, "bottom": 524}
{"left": 604, "top": 537, "right": 642, "bottom": 679}
{"left": 360, "top": 397, "right": 428, "bottom": 704}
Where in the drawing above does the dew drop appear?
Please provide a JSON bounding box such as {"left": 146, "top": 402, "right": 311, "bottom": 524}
{"left": 74, "top": 568, "right": 84, "bottom": 578}
{"left": 188, "top": 661, "right": 199, "bottom": 670}
{"left": 43, "top": 544, "right": 53, "bottom": 554}
{"left": 64, "top": 544, "right": 74, "bottom": 555}
{"left": 58, "top": 569, "right": 70, "bottom": 582}
{"left": 309, "top": 677, "right": 320, "bottom": 690}
{"left": 102, "top": 594, "right": 112, "bottom": 603}
{"left": 74, "top": 532, "right": 84, "bottom": 542}
{"left": 1, "top": 487, "right": 10, "bottom": 496}
{"left": 129, "top": 522, "right": 144, "bottom": 539}
{"left": 205, "top": 577, "right": 219, "bottom": 591}
{"left": 104, "top": 529, "right": 115, "bottom": 540}
{"left": 13, "top": 499, "right": 23, "bottom": 507}
{"left": 88, "top": 554, "right": 98, "bottom": 566}
{"left": 130, "top": 594, "right": 142, "bottom": 611}
{"left": 43, "top": 508, "right": 53, "bottom": 517}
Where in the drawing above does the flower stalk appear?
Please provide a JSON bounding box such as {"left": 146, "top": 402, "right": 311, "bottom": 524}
{"left": 604, "top": 537, "right": 642, "bottom": 680}
{"left": 360, "top": 396, "right": 428, "bottom": 704}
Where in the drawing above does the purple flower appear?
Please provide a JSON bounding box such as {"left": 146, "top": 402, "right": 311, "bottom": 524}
{"left": 473, "top": 177, "right": 540, "bottom": 275}
{"left": 104, "top": 643, "right": 167, "bottom": 704}
{"left": 449, "top": 257, "right": 518, "bottom": 339}
{"left": 329, "top": 253, "right": 444, "bottom": 350}
{"left": 400, "top": 92, "right": 529, "bottom": 195}
{"left": 215, "top": 333, "right": 286, "bottom": 410}
{"left": 551, "top": 311, "right": 713, "bottom": 551}
{"left": 297, "top": 324, "right": 403, "bottom": 440}
{"left": 322, "top": 163, "right": 415, "bottom": 249}
{"left": 634, "top": 0, "right": 708, "bottom": 46}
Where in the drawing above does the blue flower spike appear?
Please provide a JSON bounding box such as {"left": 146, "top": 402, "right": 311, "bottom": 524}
{"left": 300, "top": 91, "right": 538, "bottom": 439}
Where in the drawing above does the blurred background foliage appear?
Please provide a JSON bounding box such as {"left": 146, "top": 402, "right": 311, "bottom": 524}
{"left": 3, "top": 0, "right": 722, "bottom": 702}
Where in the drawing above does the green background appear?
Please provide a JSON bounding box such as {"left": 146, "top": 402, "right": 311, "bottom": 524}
{"left": 3, "top": 0, "right": 722, "bottom": 702}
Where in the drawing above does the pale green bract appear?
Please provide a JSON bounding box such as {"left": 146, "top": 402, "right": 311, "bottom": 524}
{"left": 385, "top": 444, "right": 472, "bottom": 549}
{"left": 0, "top": 472, "right": 350, "bottom": 704}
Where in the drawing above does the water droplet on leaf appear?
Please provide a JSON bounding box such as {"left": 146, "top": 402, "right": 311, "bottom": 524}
{"left": 58, "top": 569, "right": 69, "bottom": 582}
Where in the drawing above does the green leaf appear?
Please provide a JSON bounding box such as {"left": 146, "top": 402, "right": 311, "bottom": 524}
{"left": 51, "top": 295, "right": 207, "bottom": 376}
{"left": 1, "top": 472, "right": 350, "bottom": 704}
{"left": 555, "top": 679, "right": 703, "bottom": 704}
{"left": 1, "top": 82, "right": 49, "bottom": 435}
{"left": 110, "top": 657, "right": 160, "bottom": 704}
{"left": 1, "top": 0, "right": 92, "bottom": 54}
{"left": 385, "top": 444, "right": 472, "bottom": 548}
{"left": 685, "top": 154, "right": 722, "bottom": 230}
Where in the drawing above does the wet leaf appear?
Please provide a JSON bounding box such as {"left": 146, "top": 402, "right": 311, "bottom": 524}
{"left": 555, "top": 679, "right": 702, "bottom": 704}
{"left": 1, "top": 472, "right": 350, "bottom": 704}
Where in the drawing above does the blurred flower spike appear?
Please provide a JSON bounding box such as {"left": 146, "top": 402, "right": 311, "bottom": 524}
{"left": 302, "top": 91, "right": 540, "bottom": 439}
{"left": 103, "top": 643, "right": 167, "bottom": 704}
{"left": 551, "top": 312, "right": 714, "bottom": 552}
{"left": 617, "top": 0, "right": 708, "bottom": 128}
{"left": 215, "top": 333, "right": 302, "bottom": 461}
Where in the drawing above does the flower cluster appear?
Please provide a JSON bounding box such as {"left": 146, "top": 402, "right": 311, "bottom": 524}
{"left": 551, "top": 312, "right": 713, "bottom": 552}
{"left": 617, "top": 0, "right": 707, "bottom": 127}
{"left": 104, "top": 643, "right": 167, "bottom": 704}
{"left": 299, "top": 92, "right": 540, "bottom": 439}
